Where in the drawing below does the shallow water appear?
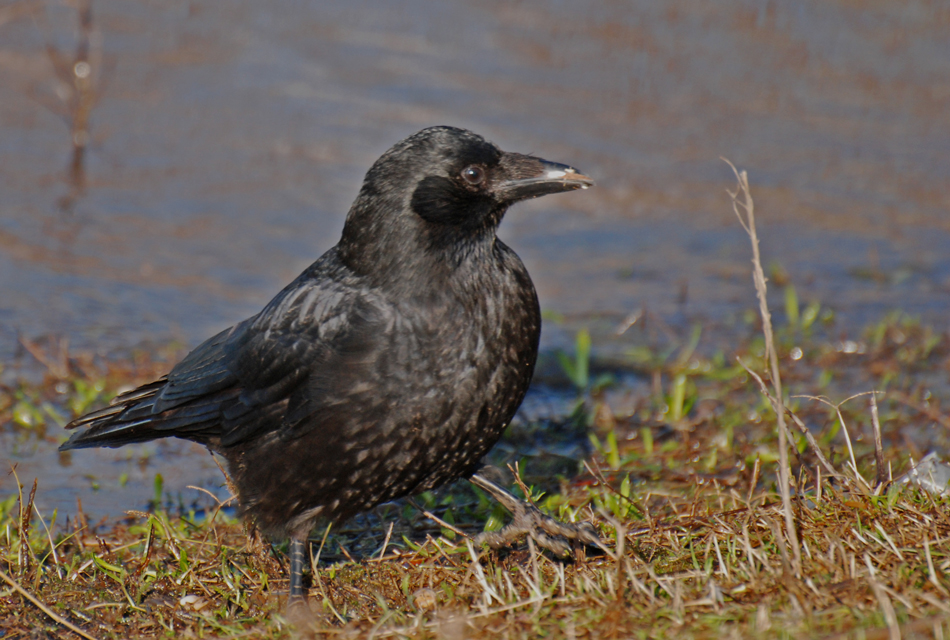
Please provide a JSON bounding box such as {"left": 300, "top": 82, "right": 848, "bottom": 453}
{"left": 2, "top": 0, "right": 949, "bottom": 518}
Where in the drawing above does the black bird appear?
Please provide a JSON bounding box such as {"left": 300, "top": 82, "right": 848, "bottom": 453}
{"left": 61, "top": 126, "right": 597, "bottom": 601}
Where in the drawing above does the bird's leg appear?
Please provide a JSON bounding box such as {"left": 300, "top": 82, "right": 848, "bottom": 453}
{"left": 469, "top": 473, "right": 603, "bottom": 556}
{"left": 287, "top": 534, "right": 308, "bottom": 605}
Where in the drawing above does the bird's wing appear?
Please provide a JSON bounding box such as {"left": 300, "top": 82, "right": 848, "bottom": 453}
{"left": 215, "top": 282, "right": 388, "bottom": 447}
{"left": 59, "top": 322, "right": 244, "bottom": 449}
{"left": 61, "top": 262, "right": 389, "bottom": 450}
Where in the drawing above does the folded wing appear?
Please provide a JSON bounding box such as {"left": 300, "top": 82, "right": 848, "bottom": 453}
{"left": 59, "top": 259, "right": 386, "bottom": 452}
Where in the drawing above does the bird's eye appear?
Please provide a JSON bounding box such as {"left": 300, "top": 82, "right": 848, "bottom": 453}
{"left": 460, "top": 165, "right": 485, "bottom": 186}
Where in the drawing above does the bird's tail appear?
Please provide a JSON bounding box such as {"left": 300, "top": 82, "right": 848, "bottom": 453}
{"left": 59, "top": 378, "right": 171, "bottom": 450}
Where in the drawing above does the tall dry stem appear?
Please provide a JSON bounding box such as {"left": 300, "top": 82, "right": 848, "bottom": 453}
{"left": 724, "top": 159, "right": 801, "bottom": 573}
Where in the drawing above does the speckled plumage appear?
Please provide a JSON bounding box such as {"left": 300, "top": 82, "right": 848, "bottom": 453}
{"left": 221, "top": 237, "right": 540, "bottom": 538}
{"left": 61, "top": 126, "right": 593, "bottom": 598}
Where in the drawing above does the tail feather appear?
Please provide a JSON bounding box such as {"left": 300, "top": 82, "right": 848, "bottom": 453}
{"left": 59, "top": 377, "right": 222, "bottom": 451}
{"left": 64, "top": 378, "right": 165, "bottom": 430}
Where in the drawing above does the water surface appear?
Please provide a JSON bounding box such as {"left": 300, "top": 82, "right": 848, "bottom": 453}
{"left": 1, "top": 0, "right": 948, "bottom": 517}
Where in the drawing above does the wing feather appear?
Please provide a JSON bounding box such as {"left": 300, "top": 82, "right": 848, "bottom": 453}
{"left": 60, "top": 252, "right": 387, "bottom": 451}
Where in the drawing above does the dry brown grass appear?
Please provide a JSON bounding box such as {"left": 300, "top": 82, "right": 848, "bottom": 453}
{"left": 3, "top": 441, "right": 950, "bottom": 638}
{"left": 2, "top": 170, "right": 950, "bottom": 638}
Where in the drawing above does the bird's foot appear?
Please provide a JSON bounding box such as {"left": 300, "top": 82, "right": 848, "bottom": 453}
{"left": 469, "top": 473, "right": 603, "bottom": 557}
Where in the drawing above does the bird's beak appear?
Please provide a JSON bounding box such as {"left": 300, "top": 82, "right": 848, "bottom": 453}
{"left": 495, "top": 157, "right": 595, "bottom": 202}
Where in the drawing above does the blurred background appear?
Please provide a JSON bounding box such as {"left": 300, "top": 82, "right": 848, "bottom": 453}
{"left": 2, "top": 0, "right": 949, "bottom": 515}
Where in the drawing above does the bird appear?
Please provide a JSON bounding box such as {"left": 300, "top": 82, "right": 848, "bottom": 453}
{"left": 60, "top": 126, "right": 598, "bottom": 602}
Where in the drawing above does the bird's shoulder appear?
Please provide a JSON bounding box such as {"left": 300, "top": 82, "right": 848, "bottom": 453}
{"left": 249, "top": 248, "right": 394, "bottom": 344}
{"left": 156, "top": 249, "right": 391, "bottom": 413}
{"left": 226, "top": 248, "right": 399, "bottom": 387}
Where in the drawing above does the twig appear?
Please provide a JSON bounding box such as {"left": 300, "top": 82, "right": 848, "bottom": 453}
{"left": 583, "top": 459, "right": 643, "bottom": 509}
{"left": 615, "top": 308, "right": 643, "bottom": 335}
{"left": 0, "top": 567, "right": 101, "bottom": 640}
{"left": 739, "top": 362, "right": 843, "bottom": 483}
{"left": 725, "top": 159, "right": 801, "bottom": 573}
{"left": 747, "top": 456, "right": 761, "bottom": 505}
{"left": 408, "top": 499, "right": 469, "bottom": 539}
{"left": 310, "top": 523, "right": 346, "bottom": 624}
{"left": 376, "top": 522, "right": 395, "bottom": 563}
{"left": 795, "top": 393, "right": 874, "bottom": 490}
{"left": 32, "top": 502, "right": 62, "bottom": 578}
{"left": 185, "top": 485, "right": 221, "bottom": 503}
{"left": 870, "top": 393, "right": 887, "bottom": 487}
{"left": 508, "top": 462, "right": 533, "bottom": 501}
{"left": 12, "top": 467, "right": 36, "bottom": 574}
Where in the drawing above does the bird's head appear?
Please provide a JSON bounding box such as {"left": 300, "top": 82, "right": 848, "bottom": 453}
{"left": 339, "top": 126, "right": 593, "bottom": 276}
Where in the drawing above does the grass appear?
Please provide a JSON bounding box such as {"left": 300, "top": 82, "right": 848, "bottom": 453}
{"left": 2, "top": 173, "right": 950, "bottom": 638}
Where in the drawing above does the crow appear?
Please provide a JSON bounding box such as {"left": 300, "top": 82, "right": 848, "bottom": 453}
{"left": 61, "top": 126, "right": 598, "bottom": 602}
